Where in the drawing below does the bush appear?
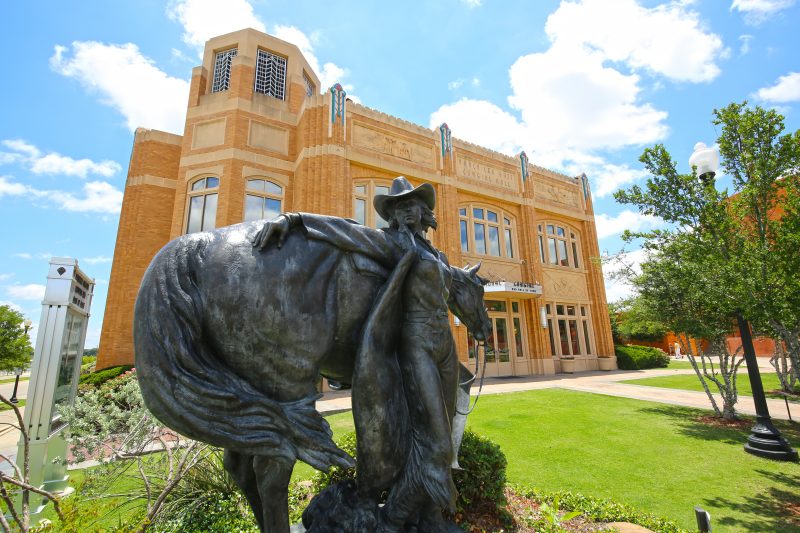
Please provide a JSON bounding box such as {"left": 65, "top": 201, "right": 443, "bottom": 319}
{"left": 615, "top": 345, "right": 669, "bottom": 370}
{"left": 517, "top": 487, "right": 689, "bottom": 533}
{"left": 78, "top": 365, "right": 133, "bottom": 387}
{"left": 310, "top": 431, "right": 357, "bottom": 494}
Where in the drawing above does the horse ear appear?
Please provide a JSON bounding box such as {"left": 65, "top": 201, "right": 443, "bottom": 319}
{"left": 462, "top": 263, "right": 471, "bottom": 270}
{"left": 467, "top": 262, "right": 482, "bottom": 276}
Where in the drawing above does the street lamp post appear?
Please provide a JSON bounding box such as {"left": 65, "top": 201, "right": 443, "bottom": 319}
{"left": 11, "top": 319, "right": 33, "bottom": 404}
{"left": 689, "top": 143, "right": 798, "bottom": 461}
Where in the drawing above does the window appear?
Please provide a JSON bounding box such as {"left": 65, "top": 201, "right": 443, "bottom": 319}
{"left": 254, "top": 49, "right": 287, "bottom": 100}
{"left": 186, "top": 177, "right": 219, "bottom": 233}
{"left": 537, "top": 222, "right": 581, "bottom": 268}
{"left": 545, "top": 303, "right": 593, "bottom": 356}
{"left": 244, "top": 179, "right": 283, "bottom": 221}
{"left": 354, "top": 181, "right": 391, "bottom": 228}
{"left": 211, "top": 48, "right": 237, "bottom": 93}
{"left": 303, "top": 71, "right": 315, "bottom": 97}
{"left": 459, "top": 205, "right": 515, "bottom": 259}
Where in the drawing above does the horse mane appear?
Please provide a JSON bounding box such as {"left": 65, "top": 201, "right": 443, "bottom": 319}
{"left": 133, "top": 229, "right": 352, "bottom": 470}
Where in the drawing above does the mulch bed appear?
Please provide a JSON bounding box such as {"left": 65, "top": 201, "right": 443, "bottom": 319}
{"left": 454, "top": 487, "right": 619, "bottom": 532}
{"left": 695, "top": 414, "right": 751, "bottom": 429}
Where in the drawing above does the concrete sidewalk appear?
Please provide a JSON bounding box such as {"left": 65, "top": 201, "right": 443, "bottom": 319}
{"left": 316, "top": 366, "right": 798, "bottom": 421}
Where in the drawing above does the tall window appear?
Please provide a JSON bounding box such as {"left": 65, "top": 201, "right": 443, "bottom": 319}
{"left": 254, "top": 49, "right": 287, "bottom": 100}
{"left": 303, "top": 71, "right": 315, "bottom": 97}
{"left": 186, "top": 177, "right": 219, "bottom": 233}
{"left": 545, "top": 303, "right": 593, "bottom": 356}
{"left": 354, "top": 181, "right": 391, "bottom": 228}
{"left": 537, "top": 222, "right": 581, "bottom": 268}
{"left": 244, "top": 179, "right": 283, "bottom": 221}
{"left": 211, "top": 48, "right": 237, "bottom": 93}
{"left": 459, "top": 205, "right": 515, "bottom": 258}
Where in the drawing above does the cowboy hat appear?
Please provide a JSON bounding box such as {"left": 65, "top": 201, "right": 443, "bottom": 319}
{"left": 373, "top": 176, "right": 435, "bottom": 222}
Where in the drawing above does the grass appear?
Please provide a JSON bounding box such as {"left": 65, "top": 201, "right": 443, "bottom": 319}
{"left": 32, "top": 391, "right": 800, "bottom": 532}
{"left": 666, "top": 359, "right": 696, "bottom": 370}
{"left": 0, "top": 399, "right": 25, "bottom": 411}
{"left": 465, "top": 389, "right": 800, "bottom": 532}
{"left": 0, "top": 376, "right": 29, "bottom": 385}
{"left": 622, "top": 367, "right": 799, "bottom": 402}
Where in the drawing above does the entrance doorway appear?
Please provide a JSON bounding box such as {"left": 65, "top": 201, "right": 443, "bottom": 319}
{"left": 467, "top": 299, "right": 528, "bottom": 377}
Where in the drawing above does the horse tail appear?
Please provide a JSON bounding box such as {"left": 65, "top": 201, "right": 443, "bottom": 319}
{"left": 133, "top": 234, "right": 354, "bottom": 471}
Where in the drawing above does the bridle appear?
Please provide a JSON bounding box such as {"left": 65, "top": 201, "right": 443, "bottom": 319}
{"left": 456, "top": 336, "right": 487, "bottom": 416}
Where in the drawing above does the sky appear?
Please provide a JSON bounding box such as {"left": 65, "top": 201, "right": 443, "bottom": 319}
{"left": 1, "top": 0, "right": 799, "bottom": 349}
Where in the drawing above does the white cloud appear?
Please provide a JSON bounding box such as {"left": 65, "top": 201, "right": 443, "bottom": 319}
{"left": 731, "top": 0, "right": 796, "bottom": 24}
{"left": 739, "top": 34, "right": 754, "bottom": 55}
{"left": 471, "top": 77, "right": 481, "bottom": 87}
{"left": 595, "top": 210, "right": 665, "bottom": 240}
{"left": 545, "top": 0, "right": 724, "bottom": 83}
{"left": 429, "top": 0, "right": 725, "bottom": 196}
{"left": 7, "top": 284, "right": 46, "bottom": 301}
{"left": 461, "top": 0, "right": 482, "bottom": 6}
{"left": 754, "top": 72, "right": 800, "bottom": 103}
{"left": 1, "top": 139, "right": 120, "bottom": 178}
{"left": 49, "top": 181, "right": 124, "bottom": 214}
{"left": 83, "top": 256, "right": 113, "bottom": 264}
{"left": 0, "top": 176, "right": 122, "bottom": 214}
{"left": 602, "top": 248, "right": 648, "bottom": 302}
{"left": 51, "top": 42, "right": 189, "bottom": 134}
{"left": 0, "top": 300, "right": 23, "bottom": 313}
{"left": 0, "top": 274, "right": 13, "bottom": 281}
{"left": 12, "top": 253, "right": 52, "bottom": 260}
{"left": 0, "top": 176, "right": 29, "bottom": 197}
{"left": 167, "top": 0, "right": 266, "bottom": 49}
{"left": 272, "top": 25, "right": 348, "bottom": 91}
{"left": 448, "top": 79, "right": 464, "bottom": 90}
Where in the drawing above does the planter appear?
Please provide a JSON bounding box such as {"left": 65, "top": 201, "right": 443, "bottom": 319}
{"left": 598, "top": 356, "right": 617, "bottom": 371}
{"left": 560, "top": 358, "right": 576, "bottom": 374}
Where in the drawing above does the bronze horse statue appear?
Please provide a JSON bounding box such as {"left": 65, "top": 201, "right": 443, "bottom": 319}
{"left": 134, "top": 218, "right": 491, "bottom": 532}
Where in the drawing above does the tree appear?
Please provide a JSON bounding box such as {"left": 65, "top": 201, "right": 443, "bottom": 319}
{"left": 609, "top": 296, "right": 670, "bottom": 344}
{"left": 615, "top": 102, "right": 800, "bottom": 387}
{"left": 0, "top": 305, "right": 34, "bottom": 373}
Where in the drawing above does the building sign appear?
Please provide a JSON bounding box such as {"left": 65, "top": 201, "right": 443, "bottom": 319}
{"left": 484, "top": 281, "right": 542, "bottom": 299}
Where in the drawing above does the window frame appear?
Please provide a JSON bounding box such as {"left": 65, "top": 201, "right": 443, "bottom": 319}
{"left": 185, "top": 176, "right": 220, "bottom": 233}
{"left": 544, "top": 302, "right": 594, "bottom": 357}
{"left": 353, "top": 180, "right": 393, "bottom": 228}
{"left": 211, "top": 48, "right": 238, "bottom": 93}
{"left": 254, "top": 48, "right": 288, "bottom": 100}
{"left": 243, "top": 178, "right": 284, "bottom": 222}
{"left": 537, "top": 222, "right": 582, "bottom": 269}
{"left": 459, "top": 204, "right": 517, "bottom": 260}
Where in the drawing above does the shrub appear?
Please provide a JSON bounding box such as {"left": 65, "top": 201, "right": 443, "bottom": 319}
{"left": 615, "top": 345, "right": 669, "bottom": 370}
{"left": 310, "top": 431, "right": 357, "bottom": 494}
{"left": 516, "top": 487, "right": 689, "bottom": 533}
{"left": 78, "top": 365, "right": 133, "bottom": 387}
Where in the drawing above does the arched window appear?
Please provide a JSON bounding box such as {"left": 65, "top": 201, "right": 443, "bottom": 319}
{"left": 244, "top": 179, "right": 283, "bottom": 221}
{"left": 537, "top": 222, "right": 581, "bottom": 268}
{"left": 353, "top": 180, "right": 391, "bottom": 228}
{"left": 186, "top": 177, "right": 219, "bottom": 233}
{"left": 459, "top": 205, "right": 515, "bottom": 259}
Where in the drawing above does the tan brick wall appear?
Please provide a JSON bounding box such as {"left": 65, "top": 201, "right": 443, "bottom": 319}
{"left": 97, "top": 131, "right": 181, "bottom": 369}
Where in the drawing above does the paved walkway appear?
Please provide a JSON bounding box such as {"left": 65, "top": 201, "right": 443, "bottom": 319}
{"left": 317, "top": 364, "right": 797, "bottom": 421}
{"left": 1, "top": 361, "right": 795, "bottom": 470}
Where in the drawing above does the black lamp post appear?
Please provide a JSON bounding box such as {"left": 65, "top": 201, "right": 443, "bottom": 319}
{"left": 10, "top": 319, "right": 32, "bottom": 404}
{"left": 689, "top": 143, "right": 798, "bottom": 461}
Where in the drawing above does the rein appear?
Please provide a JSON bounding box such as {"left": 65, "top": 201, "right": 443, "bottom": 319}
{"left": 456, "top": 338, "right": 487, "bottom": 415}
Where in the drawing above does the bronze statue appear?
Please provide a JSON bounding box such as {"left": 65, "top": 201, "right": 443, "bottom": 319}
{"left": 134, "top": 176, "right": 492, "bottom": 532}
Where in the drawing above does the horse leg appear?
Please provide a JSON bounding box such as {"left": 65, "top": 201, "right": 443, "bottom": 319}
{"left": 253, "top": 455, "right": 295, "bottom": 533}
{"left": 223, "top": 449, "right": 265, "bottom": 531}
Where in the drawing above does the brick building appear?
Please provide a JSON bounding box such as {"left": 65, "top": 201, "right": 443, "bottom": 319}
{"left": 97, "top": 28, "right": 615, "bottom": 375}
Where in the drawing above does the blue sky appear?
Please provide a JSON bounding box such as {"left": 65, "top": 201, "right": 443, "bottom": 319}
{"left": 2, "top": 0, "right": 799, "bottom": 349}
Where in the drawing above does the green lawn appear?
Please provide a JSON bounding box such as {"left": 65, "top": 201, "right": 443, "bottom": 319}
{"left": 0, "top": 375, "right": 29, "bottom": 385}
{"left": 0, "top": 399, "right": 25, "bottom": 411}
{"left": 622, "top": 369, "right": 798, "bottom": 402}
{"left": 36, "top": 391, "right": 800, "bottom": 532}
{"left": 464, "top": 389, "right": 800, "bottom": 532}
{"left": 667, "top": 359, "right": 697, "bottom": 370}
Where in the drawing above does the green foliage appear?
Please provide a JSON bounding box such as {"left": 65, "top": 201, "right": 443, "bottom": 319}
{"left": 453, "top": 429, "right": 508, "bottom": 515}
{"left": 532, "top": 495, "right": 581, "bottom": 532}
{"left": 614, "top": 345, "right": 669, "bottom": 370}
{"left": 83, "top": 347, "right": 99, "bottom": 357}
{"left": 610, "top": 297, "right": 670, "bottom": 342}
{"left": 0, "top": 304, "right": 33, "bottom": 372}
{"left": 517, "top": 487, "right": 689, "bottom": 533}
{"left": 309, "top": 431, "right": 357, "bottom": 494}
{"left": 78, "top": 364, "right": 133, "bottom": 387}
{"left": 614, "top": 101, "right": 800, "bottom": 387}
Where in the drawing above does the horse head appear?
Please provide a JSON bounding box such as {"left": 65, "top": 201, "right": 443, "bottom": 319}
{"left": 448, "top": 262, "right": 492, "bottom": 342}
